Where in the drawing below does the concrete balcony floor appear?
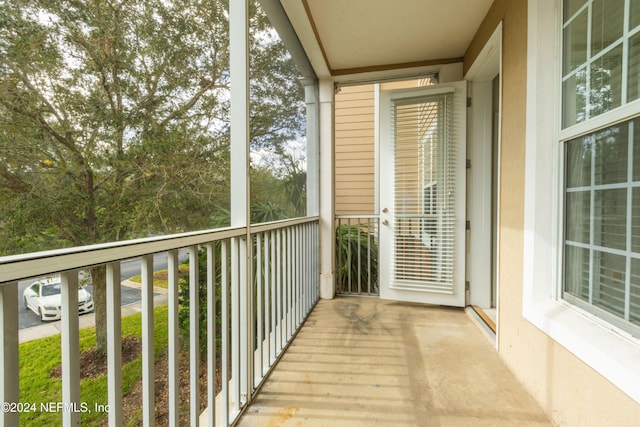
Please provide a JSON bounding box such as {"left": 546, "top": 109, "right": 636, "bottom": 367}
{"left": 237, "top": 296, "right": 550, "bottom": 427}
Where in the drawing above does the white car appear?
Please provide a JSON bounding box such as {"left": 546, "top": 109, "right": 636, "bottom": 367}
{"left": 23, "top": 277, "right": 94, "bottom": 321}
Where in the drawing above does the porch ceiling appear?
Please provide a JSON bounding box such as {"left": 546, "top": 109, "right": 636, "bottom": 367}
{"left": 280, "top": 0, "right": 493, "bottom": 79}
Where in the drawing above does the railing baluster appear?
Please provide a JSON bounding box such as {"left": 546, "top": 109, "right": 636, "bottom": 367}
{"left": 286, "top": 227, "right": 292, "bottom": 341}
{"left": 256, "top": 233, "right": 263, "bottom": 385}
{"left": 241, "top": 236, "right": 250, "bottom": 406}
{"left": 231, "top": 238, "right": 240, "bottom": 416}
{"left": 221, "top": 240, "right": 229, "bottom": 426}
{"left": 106, "top": 262, "right": 123, "bottom": 427}
{"left": 357, "top": 219, "right": 362, "bottom": 294}
{"left": 206, "top": 243, "right": 216, "bottom": 427}
{"left": 270, "top": 230, "right": 277, "bottom": 362}
{"left": 0, "top": 282, "right": 19, "bottom": 427}
{"left": 367, "top": 218, "right": 372, "bottom": 294}
{"left": 141, "top": 255, "right": 155, "bottom": 427}
{"left": 61, "top": 270, "right": 80, "bottom": 427}
{"left": 264, "top": 231, "right": 271, "bottom": 369}
{"left": 167, "top": 250, "right": 180, "bottom": 427}
{"left": 188, "top": 246, "right": 200, "bottom": 426}
{"left": 276, "top": 230, "right": 282, "bottom": 352}
{"left": 347, "top": 218, "right": 352, "bottom": 293}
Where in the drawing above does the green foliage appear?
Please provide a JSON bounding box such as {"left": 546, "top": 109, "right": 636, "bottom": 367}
{"left": 178, "top": 247, "right": 222, "bottom": 355}
{"left": 0, "top": 0, "right": 306, "bottom": 256}
{"left": 18, "top": 305, "right": 169, "bottom": 426}
{"left": 335, "top": 224, "right": 379, "bottom": 294}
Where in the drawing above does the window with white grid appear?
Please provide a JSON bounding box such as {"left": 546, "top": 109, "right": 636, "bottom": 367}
{"left": 562, "top": 0, "right": 640, "bottom": 335}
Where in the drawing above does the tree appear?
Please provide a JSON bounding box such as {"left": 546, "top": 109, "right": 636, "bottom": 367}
{"left": 0, "top": 0, "right": 306, "bottom": 356}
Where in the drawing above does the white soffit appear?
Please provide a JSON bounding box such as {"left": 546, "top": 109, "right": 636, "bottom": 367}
{"left": 298, "top": 0, "right": 494, "bottom": 75}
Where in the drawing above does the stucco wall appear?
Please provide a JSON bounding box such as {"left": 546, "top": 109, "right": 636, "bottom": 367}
{"left": 464, "top": 1, "right": 640, "bottom": 425}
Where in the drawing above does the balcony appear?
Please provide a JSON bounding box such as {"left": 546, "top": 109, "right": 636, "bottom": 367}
{"left": 1, "top": 215, "right": 552, "bottom": 426}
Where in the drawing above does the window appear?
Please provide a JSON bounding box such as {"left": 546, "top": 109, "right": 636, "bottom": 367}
{"left": 562, "top": 0, "right": 640, "bottom": 335}
{"left": 524, "top": 0, "right": 640, "bottom": 405}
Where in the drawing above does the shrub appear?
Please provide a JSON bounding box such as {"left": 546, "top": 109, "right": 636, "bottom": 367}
{"left": 335, "top": 223, "right": 379, "bottom": 293}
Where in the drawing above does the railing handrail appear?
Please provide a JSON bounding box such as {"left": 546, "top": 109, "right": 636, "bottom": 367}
{"left": 335, "top": 214, "right": 379, "bottom": 219}
{"left": 0, "top": 216, "right": 319, "bottom": 284}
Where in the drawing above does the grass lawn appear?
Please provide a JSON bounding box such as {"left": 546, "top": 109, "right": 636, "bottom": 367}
{"left": 127, "top": 264, "right": 189, "bottom": 289}
{"left": 19, "top": 305, "right": 169, "bottom": 426}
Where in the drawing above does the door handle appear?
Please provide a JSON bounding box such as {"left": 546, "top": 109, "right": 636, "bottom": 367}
{"left": 382, "top": 219, "right": 389, "bottom": 226}
{"left": 382, "top": 207, "right": 388, "bottom": 213}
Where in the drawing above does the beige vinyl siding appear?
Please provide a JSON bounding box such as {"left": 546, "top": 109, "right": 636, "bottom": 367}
{"left": 334, "top": 80, "right": 425, "bottom": 215}
{"left": 335, "top": 85, "right": 376, "bottom": 215}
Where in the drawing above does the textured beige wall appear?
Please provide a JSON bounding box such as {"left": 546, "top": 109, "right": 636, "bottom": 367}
{"left": 464, "top": 1, "right": 640, "bottom": 425}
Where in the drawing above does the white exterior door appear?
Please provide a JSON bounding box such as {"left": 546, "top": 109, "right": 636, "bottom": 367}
{"left": 379, "top": 82, "right": 467, "bottom": 306}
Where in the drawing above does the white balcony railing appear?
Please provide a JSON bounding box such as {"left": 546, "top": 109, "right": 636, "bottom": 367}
{"left": 0, "top": 216, "right": 319, "bottom": 426}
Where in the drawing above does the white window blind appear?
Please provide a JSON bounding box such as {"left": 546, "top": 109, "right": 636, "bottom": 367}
{"left": 391, "top": 93, "right": 455, "bottom": 293}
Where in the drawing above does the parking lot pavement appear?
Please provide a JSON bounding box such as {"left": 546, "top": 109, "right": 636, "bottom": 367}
{"left": 18, "top": 282, "right": 168, "bottom": 344}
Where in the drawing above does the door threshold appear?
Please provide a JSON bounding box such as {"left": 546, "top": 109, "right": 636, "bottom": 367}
{"left": 466, "top": 305, "right": 496, "bottom": 345}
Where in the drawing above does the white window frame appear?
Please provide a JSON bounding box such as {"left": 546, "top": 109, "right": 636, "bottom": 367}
{"left": 523, "top": 0, "right": 640, "bottom": 404}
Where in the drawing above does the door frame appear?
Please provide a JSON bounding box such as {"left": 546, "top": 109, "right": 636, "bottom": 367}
{"left": 464, "top": 23, "right": 502, "bottom": 338}
{"left": 378, "top": 82, "right": 467, "bottom": 306}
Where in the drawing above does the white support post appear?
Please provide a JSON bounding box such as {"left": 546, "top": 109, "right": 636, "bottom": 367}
{"left": 61, "top": 271, "right": 80, "bottom": 427}
{"left": 305, "top": 80, "right": 320, "bottom": 216}
{"left": 106, "top": 262, "right": 123, "bottom": 427}
{"left": 230, "top": 0, "right": 251, "bottom": 410}
{"left": 318, "top": 78, "right": 336, "bottom": 299}
{"left": 188, "top": 246, "right": 200, "bottom": 427}
{"left": 167, "top": 250, "right": 180, "bottom": 427}
{"left": 141, "top": 255, "right": 155, "bottom": 426}
{"left": 0, "top": 282, "right": 19, "bottom": 427}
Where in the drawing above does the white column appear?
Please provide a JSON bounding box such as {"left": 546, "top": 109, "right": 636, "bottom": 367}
{"left": 305, "top": 79, "right": 319, "bottom": 216}
{"left": 318, "top": 78, "right": 335, "bottom": 299}
{"left": 229, "top": 0, "right": 251, "bottom": 410}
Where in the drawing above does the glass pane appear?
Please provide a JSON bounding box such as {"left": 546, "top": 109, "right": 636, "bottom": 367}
{"left": 564, "top": 0, "right": 587, "bottom": 22}
{"left": 633, "top": 187, "right": 640, "bottom": 252}
{"left": 628, "top": 33, "right": 640, "bottom": 102}
{"left": 632, "top": 0, "right": 640, "bottom": 30}
{"left": 589, "top": 44, "right": 623, "bottom": 117}
{"left": 0, "top": 0, "right": 232, "bottom": 254}
{"left": 563, "top": 71, "right": 587, "bottom": 127}
{"left": 566, "top": 135, "right": 592, "bottom": 188}
{"left": 563, "top": 10, "right": 588, "bottom": 75}
{"left": 566, "top": 191, "right": 591, "bottom": 243}
{"left": 249, "top": 0, "right": 309, "bottom": 223}
{"left": 594, "top": 122, "right": 628, "bottom": 185}
{"left": 564, "top": 244, "right": 590, "bottom": 302}
{"left": 594, "top": 189, "right": 627, "bottom": 251}
{"left": 631, "top": 258, "right": 640, "bottom": 326}
{"left": 593, "top": 250, "right": 626, "bottom": 318}
{"left": 591, "top": 0, "right": 624, "bottom": 57}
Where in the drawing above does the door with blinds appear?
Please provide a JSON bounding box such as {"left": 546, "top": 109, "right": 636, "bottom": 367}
{"left": 379, "top": 82, "right": 466, "bottom": 306}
